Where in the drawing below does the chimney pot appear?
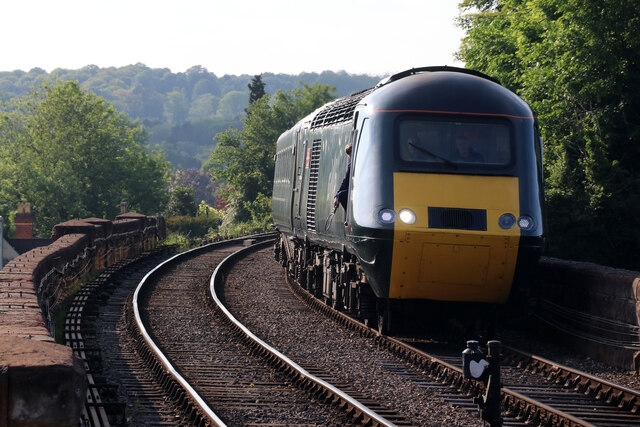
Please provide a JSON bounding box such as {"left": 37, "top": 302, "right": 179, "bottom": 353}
{"left": 15, "top": 200, "right": 34, "bottom": 239}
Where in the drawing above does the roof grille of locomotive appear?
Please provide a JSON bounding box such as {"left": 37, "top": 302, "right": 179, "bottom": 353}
{"left": 305, "top": 139, "right": 323, "bottom": 231}
{"left": 310, "top": 88, "right": 375, "bottom": 129}
{"left": 428, "top": 207, "right": 487, "bottom": 231}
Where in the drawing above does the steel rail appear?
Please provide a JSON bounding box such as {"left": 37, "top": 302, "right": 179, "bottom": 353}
{"left": 285, "top": 273, "right": 599, "bottom": 427}
{"left": 131, "top": 238, "right": 263, "bottom": 427}
{"left": 209, "top": 241, "right": 396, "bottom": 427}
{"left": 501, "top": 388, "right": 596, "bottom": 427}
{"left": 383, "top": 337, "right": 595, "bottom": 426}
{"left": 502, "top": 345, "right": 640, "bottom": 412}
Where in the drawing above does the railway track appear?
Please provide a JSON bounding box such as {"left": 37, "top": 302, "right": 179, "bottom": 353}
{"left": 224, "top": 246, "right": 483, "bottom": 425}
{"left": 501, "top": 346, "right": 640, "bottom": 425}
{"left": 65, "top": 247, "right": 181, "bottom": 426}
{"left": 131, "top": 234, "right": 407, "bottom": 426}
{"left": 70, "top": 236, "right": 639, "bottom": 426}
{"left": 282, "top": 250, "right": 640, "bottom": 426}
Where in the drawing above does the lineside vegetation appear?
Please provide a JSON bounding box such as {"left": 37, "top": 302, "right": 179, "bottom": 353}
{"left": 457, "top": 0, "right": 640, "bottom": 269}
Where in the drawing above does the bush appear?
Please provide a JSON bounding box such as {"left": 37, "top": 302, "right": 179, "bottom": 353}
{"left": 244, "top": 193, "right": 272, "bottom": 229}
{"left": 166, "top": 215, "right": 221, "bottom": 237}
{"left": 162, "top": 231, "right": 193, "bottom": 251}
{"left": 216, "top": 221, "right": 274, "bottom": 239}
{"left": 167, "top": 186, "right": 198, "bottom": 216}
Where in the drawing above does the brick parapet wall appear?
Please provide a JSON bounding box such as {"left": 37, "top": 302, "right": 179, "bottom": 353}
{"left": 535, "top": 257, "right": 640, "bottom": 369}
{"left": 0, "top": 233, "right": 89, "bottom": 341}
{"left": 0, "top": 213, "right": 164, "bottom": 426}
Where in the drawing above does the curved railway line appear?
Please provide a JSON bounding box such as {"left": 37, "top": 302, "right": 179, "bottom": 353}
{"left": 67, "top": 236, "right": 640, "bottom": 426}
{"left": 65, "top": 247, "right": 182, "bottom": 425}
{"left": 72, "top": 234, "right": 412, "bottom": 425}
{"left": 132, "top": 234, "right": 393, "bottom": 426}
{"left": 284, "top": 250, "right": 640, "bottom": 426}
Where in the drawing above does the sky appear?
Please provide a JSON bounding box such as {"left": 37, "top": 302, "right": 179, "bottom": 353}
{"left": 1, "top": 0, "right": 467, "bottom": 77}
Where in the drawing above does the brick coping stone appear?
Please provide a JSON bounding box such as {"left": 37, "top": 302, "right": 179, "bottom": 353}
{"left": 0, "top": 335, "right": 86, "bottom": 426}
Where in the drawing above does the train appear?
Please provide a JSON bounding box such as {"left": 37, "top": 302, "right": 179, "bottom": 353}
{"left": 272, "top": 66, "right": 545, "bottom": 334}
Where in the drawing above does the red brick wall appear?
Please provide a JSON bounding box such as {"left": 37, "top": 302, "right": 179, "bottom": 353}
{"left": 0, "top": 213, "right": 164, "bottom": 426}
{"left": 1, "top": 214, "right": 162, "bottom": 339}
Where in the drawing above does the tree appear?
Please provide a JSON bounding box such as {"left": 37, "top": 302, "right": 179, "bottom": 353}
{"left": 0, "top": 65, "right": 382, "bottom": 171}
{"left": 167, "top": 186, "right": 198, "bottom": 216}
{"left": 216, "top": 91, "right": 247, "bottom": 120}
{"left": 205, "top": 83, "right": 336, "bottom": 221}
{"left": 165, "top": 90, "right": 189, "bottom": 124}
{"left": 188, "top": 94, "right": 219, "bottom": 121}
{"left": 170, "top": 168, "right": 218, "bottom": 206}
{"left": 247, "top": 74, "right": 266, "bottom": 105}
{"left": 457, "top": 0, "right": 640, "bottom": 268}
{"left": 0, "top": 80, "right": 169, "bottom": 236}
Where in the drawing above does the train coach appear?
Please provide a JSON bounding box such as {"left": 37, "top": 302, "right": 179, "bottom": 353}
{"left": 272, "top": 66, "right": 545, "bottom": 334}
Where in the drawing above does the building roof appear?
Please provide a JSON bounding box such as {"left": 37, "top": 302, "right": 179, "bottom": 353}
{"left": 6, "top": 238, "right": 52, "bottom": 256}
{"left": 2, "top": 238, "right": 19, "bottom": 266}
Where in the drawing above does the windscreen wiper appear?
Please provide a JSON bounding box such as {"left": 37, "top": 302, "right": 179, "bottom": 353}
{"left": 408, "top": 142, "right": 458, "bottom": 169}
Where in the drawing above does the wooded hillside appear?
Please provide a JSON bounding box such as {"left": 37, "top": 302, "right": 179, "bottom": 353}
{"left": 0, "top": 65, "right": 381, "bottom": 168}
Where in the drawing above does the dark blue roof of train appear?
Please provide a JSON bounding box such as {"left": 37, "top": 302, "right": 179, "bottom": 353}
{"left": 364, "top": 69, "right": 534, "bottom": 119}
{"left": 307, "top": 67, "right": 534, "bottom": 130}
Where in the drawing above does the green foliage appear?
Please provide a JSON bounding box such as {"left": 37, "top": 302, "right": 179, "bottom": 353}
{"left": 457, "top": 0, "right": 640, "bottom": 268}
{"left": 0, "top": 80, "right": 169, "bottom": 236}
{"left": 188, "top": 93, "right": 220, "bottom": 121}
{"left": 164, "top": 200, "right": 270, "bottom": 247}
{"left": 216, "top": 196, "right": 274, "bottom": 238}
{"left": 167, "top": 186, "right": 198, "bottom": 216}
{"left": 244, "top": 193, "right": 273, "bottom": 230}
{"left": 217, "top": 220, "right": 273, "bottom": 239}
{"left": 216, "top": 91, "right": 247, "bottom": 120}
{"left": 162, "top": 231, "right": 193, "bottom": 251}
{"left": 170, "top": 168, "right": 218, "bottom": 206}
{"left": 248, "top": 74, "right": 266, "bottom": 105}
{"left": 0, "top": 65, "right": 381, "bottom": 170}
{"left": 165, "top": 90, "right": 189, "bottom": 124}
{"left": 218, "top": 190, "right": 249, "bottom": 226}
{"left": 147, "top": 117, "right": 239, "bottom": 169}
{"left": 205, "top": 83, "right": 336, "bottom": 222}
{"left": 165, "top": 215, "right": 222, "bottom": 237}
{"left": 197, "top": 200, "right": 217, "bottom": 217}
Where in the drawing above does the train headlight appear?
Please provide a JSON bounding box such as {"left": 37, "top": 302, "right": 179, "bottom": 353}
{"left": 498, "top": 213, "right": 516, "bottom": 229}
{"left": 517, "top": 215, "right": 535, "bottom": 231}
{"left": 378, "top": 209, "right": 397, "bottom": 224}
{"left": 398, "top": 208, "right": 417, "bottom": 224}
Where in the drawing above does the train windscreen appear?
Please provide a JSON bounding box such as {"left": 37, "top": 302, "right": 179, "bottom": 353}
{"left": 397, "top": 118, "right": 512, "bottom": 170}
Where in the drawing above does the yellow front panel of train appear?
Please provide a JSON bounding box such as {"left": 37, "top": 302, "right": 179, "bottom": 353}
{"left": 390, "top": 173, "right": 520, "bottom": 303}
